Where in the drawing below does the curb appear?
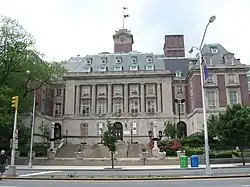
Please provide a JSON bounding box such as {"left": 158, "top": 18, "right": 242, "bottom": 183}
{"left": 3, "top": 174, "right": 250, "bottom": 181}
{"left": 13, "top": 165, "right": 250, "bottom": 172}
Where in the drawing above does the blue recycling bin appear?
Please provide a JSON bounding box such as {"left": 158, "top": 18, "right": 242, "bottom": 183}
{"left": 190, "top": 155, "right": 199, "bottom": 167}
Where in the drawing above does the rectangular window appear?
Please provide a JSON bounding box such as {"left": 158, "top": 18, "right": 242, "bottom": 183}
{"left": 97, "top": 86, "right": 106, "bottom": 96}
{"left": 145, "top": 65, "right": 154, "bottom": 70}
{"left": 132, "top": 122, "right": 137, "bottom": 135}
{"left": 81, "top": 100, "right": 90, "bottom": 114}
{"left": 207, "top": 91, "right": 216, "bottom": 108}
{"left": 83, "top": 67, "right": 91, "bottom": 72}
{"left": 204, "top": 56, "right": 212, "bottom": 65}
{"left": 113, "top": 66, "right": 122, "bottom": 71}
{"left": 98, "top": 66, "right": 107, "bottom": 72}
{"left": 228, "top": 74, "right": 235, "bottom": 83}
{"left": 146, "top": 84, "right": 155, "bottom": 95}
{"left": 113, "top": 100, "right": 123, "bottom": 113}
{"left": 229, "top": 91, "right": 238, "bottom": 105}
{"left": 97, "top": 100, "right": 106, "bottom": 114}
{"left": 56, "top": 89, "right": 62, "bottom": 96}
{"left": 147, "top": 99, "right": 156, "bottom": 113}
{"left": 175, "top": 103, "right": 185, "bottom": 114}
{"left": 207, "top": 75, "right": 214, "bottom": 83}
{"left": 54, "top": 103, "right": 62, "bottom": 115}
{"left": 81, "top": 86, "right": 91, "bottom": 97}
{"left": 97, "top": 122, "right": 104, "bottom": 135}
{"left": 129, "top": 65, "right": 138, "bottom": 71}
{"left": 80, "top": 123, "right": 88, "bottom": 136}
{"left": 113, "top": 85, "right": 123, "bottom": 96}
{"left": 176, "top": 85, "right": 183, "bottom": 93}
{"left": 130, "top": 99, "right": 139, "bottom": 114}
{"left": 129, "top": 84, "right": 139, "bottom": 96}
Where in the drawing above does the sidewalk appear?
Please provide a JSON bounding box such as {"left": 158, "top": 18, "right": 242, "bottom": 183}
{"left": 11, "top": 163, "right": 250, "bottom": 171}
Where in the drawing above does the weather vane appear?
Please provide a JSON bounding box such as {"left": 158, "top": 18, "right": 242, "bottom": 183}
{"left": 122, "top": 7, "right": 129, "bottom": 29}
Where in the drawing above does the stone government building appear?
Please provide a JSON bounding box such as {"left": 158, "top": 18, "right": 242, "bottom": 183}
{"left": 29, "top": 28, "right": 250, "bottom": 145}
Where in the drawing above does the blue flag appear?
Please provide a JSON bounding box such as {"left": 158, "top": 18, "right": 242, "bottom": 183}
{"left": 202, "top": 56, "right": 209, "bottom": 81}
{"left": 204, "top": 65, "right": 209, "bottom": 81}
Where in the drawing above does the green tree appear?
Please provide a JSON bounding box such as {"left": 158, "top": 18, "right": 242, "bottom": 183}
{"left": 163, "top": 121, "right": 177, "bottom": 139}
{"left": 0, "top": 15, "right": 67, "bottom": 149}
{"left": 103, "top": 121, "right": 117, "bottom": 169}
{"left": 207, "top": 104, "right": 250, "bottom": 165}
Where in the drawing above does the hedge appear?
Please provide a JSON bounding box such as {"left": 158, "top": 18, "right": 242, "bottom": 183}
{"left": 18, "top": 143, "right": 49, "bottom": 157}
{"left": 184, "top": 147, "right": 204, "bottom": 156}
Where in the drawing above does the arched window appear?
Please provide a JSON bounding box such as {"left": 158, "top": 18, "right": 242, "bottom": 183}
{"left": 175, "top": 70, "right": 183, "bottom": 77}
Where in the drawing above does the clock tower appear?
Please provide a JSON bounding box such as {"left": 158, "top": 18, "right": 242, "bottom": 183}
{"left": 113, "top": 29, "right": 134, "bottom": 53}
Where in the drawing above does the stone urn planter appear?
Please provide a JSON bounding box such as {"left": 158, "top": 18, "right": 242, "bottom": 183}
{"left": 27, "top": 151, "right": 36, "bottom": 159}
{"left": 158, "top": 152, "right": 166, "bottom": 160}
{"left": 109, "top": 151, "right": 118, "bottom": 160}
{"left": 47, "top": 149, "right": 56, "bottom": 159}
{"left": 75, "top": 151, "right": 84, "bottom": 160}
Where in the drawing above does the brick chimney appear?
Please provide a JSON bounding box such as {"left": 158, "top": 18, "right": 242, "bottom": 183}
{"left": 163, "top": 35, "right": 185, "bottom": 57}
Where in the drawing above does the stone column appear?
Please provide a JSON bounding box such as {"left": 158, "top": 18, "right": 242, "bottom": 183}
{"left": 157, "top": 83, "right": 162, "bottom": 113}
{"left": 124, "top": 84, "right": 128, "bottom": 113}
{"left": 75, "top": 85, "right": 80, "bottom": 114}
{"left": 91, "top": 85, "right": 96, "bottom": 113}
{"left": 162, "top": 79, "right": 173, "bottom": 115}
{"left": 65, "top": 80, "right": 75, "bottom": 115}
{"left": 108, "top": 84, "right": 112, "bottom": 113}
{"left": 140, "top": 84, "right": 145, "bottom": 113}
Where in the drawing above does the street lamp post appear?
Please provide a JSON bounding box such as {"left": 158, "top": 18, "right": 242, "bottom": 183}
{"left": 188, "top": 16, "right": 216, "bottom": 176}
{"left": 174, "top": 99, "right": 185, "bottom": 122}
{"left": 25, "top": 70, "right": 37, "bottom": 168}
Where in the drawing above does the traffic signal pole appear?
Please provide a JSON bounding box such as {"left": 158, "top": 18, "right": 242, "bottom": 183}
{"left": 10, "top": 96, "right": 19, "bottom": 176}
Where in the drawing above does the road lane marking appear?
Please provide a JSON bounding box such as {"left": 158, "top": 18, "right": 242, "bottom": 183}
{"left": 18, "top": 171, "right": 62, "bottom": 177}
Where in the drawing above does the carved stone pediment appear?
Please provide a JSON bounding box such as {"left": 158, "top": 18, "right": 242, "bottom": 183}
{"left": 112, "top": 113, "right": 122, "bottom": 117}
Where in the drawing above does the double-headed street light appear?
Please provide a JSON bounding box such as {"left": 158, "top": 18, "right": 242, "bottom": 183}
{"left": 189, "top": 16, "right": 216, "bottom": 176}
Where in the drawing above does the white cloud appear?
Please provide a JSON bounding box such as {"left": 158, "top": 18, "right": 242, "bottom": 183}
{"left": 0, "top": 0, "right": 249, "bottom": 64}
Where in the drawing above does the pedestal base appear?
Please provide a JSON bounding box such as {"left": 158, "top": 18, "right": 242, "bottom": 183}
{"left": 152, "top": 147, "right": 160, "bottom": 157}
{"left": 8, "top": 165, "right": 16, "bottom": 177}
{"left": 28, "top": 162, "right": 32, "bottom": 168}
{"left": 205, "top": 166, "right": 212, "bottom": 176}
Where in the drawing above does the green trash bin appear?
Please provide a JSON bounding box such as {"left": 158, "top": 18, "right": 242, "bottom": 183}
{"left": 180, "top": 155, "right": 188, "bottom": 168}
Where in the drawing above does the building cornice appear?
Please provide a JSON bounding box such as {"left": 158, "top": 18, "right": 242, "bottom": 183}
{"left": 64, "top": 70, "right": 173, "bottom": 80}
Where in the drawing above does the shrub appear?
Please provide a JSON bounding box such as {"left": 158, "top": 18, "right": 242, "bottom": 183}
{"left": 215, "top": 151, "right": 232, "bottom": 158}
{"left": 165, "top": 149, "right": 177, "bottom": 156}
{"left": 18, "top": 143, "right": 49, "bottom": 157}
{"left": 169, "top": 140, "right": 182, "bottom": 151}
{"left": 181, "top": 136, "right": 204, "bottom": 148}
{"left": 209, "top": 152, "right": 216, "bottom": 159}
{"left": 184, "top": 147, "right": 204, "bottom": 156}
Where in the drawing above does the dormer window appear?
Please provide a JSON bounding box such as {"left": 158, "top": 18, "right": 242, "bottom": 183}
{"left": 98, "top": 66, "right": 107, "bottom": 72}
{"left": 113, "top": 66, "right": 123, "bottom": 71}
{"left": 86, "top": 58, "right": 92, "bottom": 65}
{"left": 203, "top": 56, "right": 212, "bottom": 65}
{"left": 131, "top": 56, "right": 137, "bottom": 64}
{"left": 145, "top": 65, "right": 154, "bottom": 70}
{"left": 146, "top": 56, "right": 153, "bottom": 63}
{"left": 175, "top": 70, "right": 182, "bottom": 77}
{"left": 116, "top": 57, "right": 122, "bottom": 64}
{"left": 101, "top": 57, "right": 107, "bottom": 64}
{"left": 130, "top": 65, "right": 138, "bottom": 71}
{"left": 210, "top": 47, "right": 218, "bottom": 54}
{"left": 83, "top": 67, "right": 91, "bottom": 72}
{"left": 225, "top": 56, "right": 234, "bottom": 65}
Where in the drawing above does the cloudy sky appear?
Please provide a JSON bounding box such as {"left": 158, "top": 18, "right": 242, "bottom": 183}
{"left": 0, "top": 0, "right": 249, "bottom": 63}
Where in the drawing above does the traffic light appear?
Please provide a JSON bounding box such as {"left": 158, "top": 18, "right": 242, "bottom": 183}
{"left": 11, "top": 96, "right": 19, "bottom": 109}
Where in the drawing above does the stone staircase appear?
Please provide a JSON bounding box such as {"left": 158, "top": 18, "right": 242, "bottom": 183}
{"left": 56, "top": 142, "right": 149, "bottom": 158}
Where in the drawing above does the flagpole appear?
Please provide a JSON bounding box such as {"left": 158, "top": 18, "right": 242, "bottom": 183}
{"left": 199, "top": 49, "right": 211, "bottom": 175}
{"left": 122, "top": 7, "right": 125, "bottom": 29}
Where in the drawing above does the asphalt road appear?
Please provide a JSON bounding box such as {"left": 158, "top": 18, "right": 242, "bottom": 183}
{"left": 5, "top": 167, "right": 250, "bottom": 177}
{"left": 0, "top": 178, "right": 250, "bottom": 187}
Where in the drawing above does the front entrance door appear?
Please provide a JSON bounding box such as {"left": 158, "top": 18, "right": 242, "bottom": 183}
{"left": 113, "top": 122, "right": 123, "bottom": 141}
